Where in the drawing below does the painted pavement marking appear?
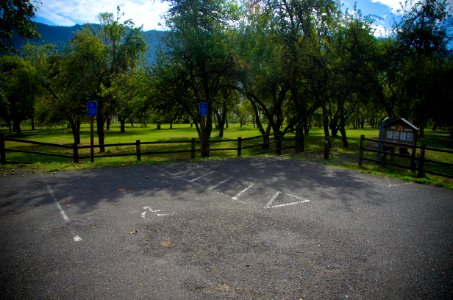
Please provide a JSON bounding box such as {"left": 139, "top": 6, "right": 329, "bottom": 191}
{"left": 47, "top": 185, "right": 82, "bottom": 242}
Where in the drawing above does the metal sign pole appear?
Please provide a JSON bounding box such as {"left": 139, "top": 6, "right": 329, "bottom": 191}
{"left": 87, "top": 101, "right": 97, "bottom": 163}
{"left": 90, "top": 116, "right": 94, "bottom": 163}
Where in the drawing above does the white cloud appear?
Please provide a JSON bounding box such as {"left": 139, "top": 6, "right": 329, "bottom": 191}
{"left": 371, "top": 0, "right": 411, "bottom": 14}
{"left": 33, "top": 0, "right": 170, "bottom": 30}
{"left": 371, "top": 23, "right": 392, "bottom": 37}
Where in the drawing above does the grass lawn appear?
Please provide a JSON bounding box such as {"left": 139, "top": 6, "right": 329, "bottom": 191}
{"left": 1, "top": 122, "right": 452, "bottom": 189}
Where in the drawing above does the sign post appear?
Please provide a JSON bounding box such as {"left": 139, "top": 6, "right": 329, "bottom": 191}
{"left": 87, "top": 101, "right": 97, "bottom": 163}
{"left": 199, "top": 102, "right": 208, "bottom": 157}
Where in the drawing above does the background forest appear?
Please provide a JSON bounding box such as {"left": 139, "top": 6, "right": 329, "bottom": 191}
{"left": 1, "top": 0, "right": 452, "bottom": 157}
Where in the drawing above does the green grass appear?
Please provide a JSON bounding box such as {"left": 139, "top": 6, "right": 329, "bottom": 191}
{"left": 1, "top": 122, "right": 452, "bottom": 189}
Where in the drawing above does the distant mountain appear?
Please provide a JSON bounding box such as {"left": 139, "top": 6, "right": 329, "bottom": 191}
{"left": 13, "top": 22, "right": 168, "bottom": 65}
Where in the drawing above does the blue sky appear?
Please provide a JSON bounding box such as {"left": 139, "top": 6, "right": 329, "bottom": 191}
{"left": 32, "top": 0, "right": 448, "bottom": 38}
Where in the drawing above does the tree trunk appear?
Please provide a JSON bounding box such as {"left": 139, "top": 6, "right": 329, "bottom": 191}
{"left": 156, "top": 123, "right": 161, "bottom": 130}
{"left": 13, "top": 119, "right": 22, "bottom": 136}
{"left": 215, "top": 108, "right": 227, "bottom": 138}
{"left": 339, "top": 109, "right": 348, "bottom": 147}
{"left": 106, "top": 116, "right": 112, "bottom": 130}
{"left": 69, "top": 119, "right": 81, "bottom": 145}
{"left": 322, "top": 104, "right": 330, "bottom": 138}
{"left": 119, "top": 117, "right": 126, "bottom": 134}
{"left": 31, "top": 118, "right": 35, "bottom": 130}
{"left": 295, "top": 122, "right": 305, "bottom": 153}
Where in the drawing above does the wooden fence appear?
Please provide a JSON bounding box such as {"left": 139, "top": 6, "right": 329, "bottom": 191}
{"left": 0, "top": 133, "right": 297, "bottom": 164}
{"left": 358, "top": 134, "right": 453, "bottom": 178}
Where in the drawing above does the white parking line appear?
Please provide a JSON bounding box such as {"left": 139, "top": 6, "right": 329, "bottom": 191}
{"left": 209, "top": 177, "right": 232, "bottom": 190}
{"left": 189, "top": 171, "right": 215, "bottom": 182}
{"left": 270, "top": 200, "right": 310, "bottom": 208}
{"left": 264, "top": 191, "right": 281, "bottom": 208}
{"left": 48, "top": 185, "right": 70, "bottom": 222}
{"left": 232, "top": 183, "right": 254, "bottom": 200}
{"left": 153, "top": 165, "right": 311, "bottom": 209}
{"left": 47, "top": 185, "right": 82, "bottom": 242}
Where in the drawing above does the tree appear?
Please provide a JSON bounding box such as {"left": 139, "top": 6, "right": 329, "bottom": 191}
{"left": 41, "top": 28, "right": 107, "bottom": 144}
{"left": 38, "top": 8, "right": 146, "bottom": 148}
{"left": 161, "top": 0, "right": 239, "bottom": 156}
{"left": 0, "top": 55, "right": 40, "bottom": 135}
{"left": 0, "top": 0, "right": 39, "bottom": 52}
{"left": 234, "top": 3, "right": 290, "bottom": 152}
{"left": 329, "top": 7, "right": 380, "bottom": 146}
{"left": 94, "top": 8, "right": 147, "bottom": 151}
{"left": 393, "top": 0, "right": 450, "bottom": 136}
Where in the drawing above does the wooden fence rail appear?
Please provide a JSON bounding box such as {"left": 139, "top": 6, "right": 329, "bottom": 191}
{"left": 0, "top": 133, "right": 301, "bottom": 165}
{"left": 358, "top": 135, "right": 453, "bottom": 178}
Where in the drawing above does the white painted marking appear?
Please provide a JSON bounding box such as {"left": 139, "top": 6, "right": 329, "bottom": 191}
{"left": 318, "top": 185, "right": 336, "bottom": 191}
{"left": 47, "top": 185, "right": 82, "bottom": 242}
{"left": 232, "top": 183, "right": 254, "bottom": 200}
{"left": 270, "top": 200, "right": 310, "bottom": 208}
{"left": 284, "top": 193, "right": 306, "bottom": 201}
{"left": 387, "top": 182, "right": 413, "bottom": 188}
{"left": 47, "top": 185, "right": 70, "bottom": 222}
{"left": 189, "top": 171, "right": 215, "bottom": 182}
{"left": 142, "top": 206, "right": 171, "bottom": 220}
{"left": 169, "top": 165, "right": 201, "bottom": 176}
{"left": 264, "top": 191, "right": 281, "bottom": 208}
{"left": 208, "top": 177, "right": 232, "bottom": 190}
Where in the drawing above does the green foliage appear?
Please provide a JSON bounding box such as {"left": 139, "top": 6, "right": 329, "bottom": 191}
{"left": 0, "top": 55, "right": 41, "bottom": 134}
{"left": 0, "top": 0, "right": 38, "bottom": 52}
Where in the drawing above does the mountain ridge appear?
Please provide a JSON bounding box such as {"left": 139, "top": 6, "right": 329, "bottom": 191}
{"left": 13, "top": 22, "right": 167, "bottom": 65}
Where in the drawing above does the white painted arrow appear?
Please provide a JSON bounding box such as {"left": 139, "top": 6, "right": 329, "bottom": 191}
{"left": 141, "top": 206, "right": 170, "bottom": 220}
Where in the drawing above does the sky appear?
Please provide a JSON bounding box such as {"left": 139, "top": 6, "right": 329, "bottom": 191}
{"left": 32, "top": 0, "right": 448, "bottom": 36}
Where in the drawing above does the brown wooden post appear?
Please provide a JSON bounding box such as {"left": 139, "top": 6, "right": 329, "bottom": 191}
{"left": 0, "top": 133, "right": 6, "bottom": 164}
{"left": 237, "top": 137, "right": 242, "bottom": 157}
{"left": 410, "top": 145, "right": 417, "bottom": 172}
{"left": 358, "top": 135, "right": 365, "bottom": 167}
{"left": 191, "top": 138, "right": 196, "bottom": 159}
{"left": 73, "top": 143, "right": 79, "bottom": 163}
{"left": 136, "top": 140, "right": 141, "bottom": 161}
{"left": 418, "top": 144, "right": 426, "bottom": 177}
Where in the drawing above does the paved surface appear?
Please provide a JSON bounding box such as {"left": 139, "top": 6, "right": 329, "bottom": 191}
{"left": 0, "top": 157, "right": 452, "bottom": 299}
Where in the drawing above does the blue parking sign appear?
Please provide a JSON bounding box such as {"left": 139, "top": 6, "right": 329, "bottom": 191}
{"left": 199, "top": 102, "right": 208, "bottom": 116}
{"left": 87, "top": 101, "right": 97, "bottom": 117}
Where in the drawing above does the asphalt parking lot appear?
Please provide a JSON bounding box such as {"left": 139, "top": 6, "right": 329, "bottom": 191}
{"left": 1, "top": 157, "right": 452, "bottom": 299}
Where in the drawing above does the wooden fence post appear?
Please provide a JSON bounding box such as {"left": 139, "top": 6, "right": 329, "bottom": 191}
{"left": 418, "top": 144, "right": 426, "bottom": 177}
{"left": 136, "top": 140, "right": 141, "bottom": 161}
{"left": 0, "top": 133, "right": 6, "bottom": 164}
{"left": 358, "top": 135, "right": 365, "bottom": 167}
{"left": 191, "top": 138, "right": 196, "bottom": 159}
{"left": 237, "top": 137, "right": 242, "bottom": 157}
{"left": 410, "top": 145, "right": 417, "bottom": 172}
{"left": 73, "top": 143, "right": 79, "bottom": 163}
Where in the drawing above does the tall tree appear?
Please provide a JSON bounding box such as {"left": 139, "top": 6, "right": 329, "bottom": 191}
{"left": 235, "top": 3, "right": 290, "bottom": 151}
{"left": 0, "top": 55, "right": 40, "bottom": 135}
{"left": 393, "top": 0, "right": 449, "bottom": 136}
{"left": 162, "top": 0, "right": 239, "bottom": 156}
{"left": 40, "top": 28, "right": 107, "bottom": 144}
{"left": 329, "top": 7, "right": 380, "bottom": 146}
{"left": 95, "top": 7, "right": 147, "bottom": 151}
